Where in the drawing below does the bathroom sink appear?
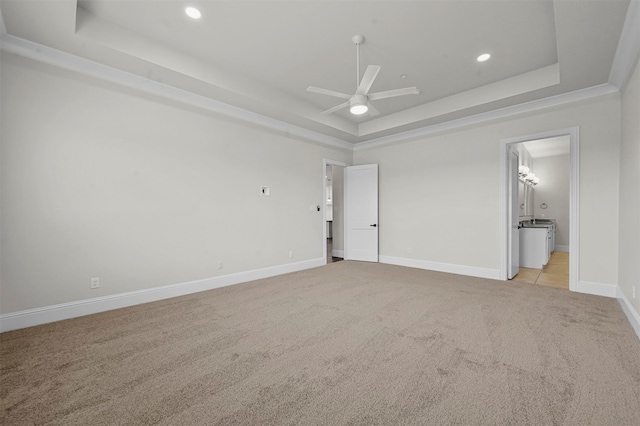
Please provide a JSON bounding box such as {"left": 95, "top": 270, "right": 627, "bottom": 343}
{"left": 520, "top": 218, "right": 556, "bottom": 228}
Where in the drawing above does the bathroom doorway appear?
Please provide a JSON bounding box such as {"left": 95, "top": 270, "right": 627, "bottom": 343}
{"left": 514, "top": 136, "right": 570, "bottom": 288}
{"left": 323, "top": 160, "right": 348, "bottom": 263}
{"left": 500, "top": 127, "right": 579, "bottom": 291}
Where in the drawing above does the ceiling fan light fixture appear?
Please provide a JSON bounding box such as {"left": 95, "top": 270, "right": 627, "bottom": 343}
{"left": 185, "top": 7, "right": 201, "bottom": 19}
{"left": 349, "top": 95, "right": 368, "bottom": 115}
{"left": 350, "top": 104, "right": 368, "bottom": 115}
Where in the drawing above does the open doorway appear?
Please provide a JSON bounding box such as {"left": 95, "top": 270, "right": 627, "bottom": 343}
{"left": 323, "top": 160, "right": 349, "bottom": 264}
{"left": 513, "top": 136, "right": 571, "bottom": 288}
{"left": 500, "top": 127, "right": 579, "bottom": 292}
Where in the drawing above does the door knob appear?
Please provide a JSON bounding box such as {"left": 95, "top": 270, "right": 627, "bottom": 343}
{"left": 370, "top": 224, "right": 377, "bottom": 227}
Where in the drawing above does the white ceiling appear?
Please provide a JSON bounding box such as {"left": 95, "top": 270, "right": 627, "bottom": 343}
{"left": 524, "top": 136, "right": 570, "bottom": 158}
{"left": 0, "top": 0, "right": 635, "bottom": 146}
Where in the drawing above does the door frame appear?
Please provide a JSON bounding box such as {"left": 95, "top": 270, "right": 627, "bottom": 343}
{"left": 498, "top": 127, "right": 580, "bottom": 291}
{"left": 323, "top": 159, "right": 350, "bottom": 264}
{"left": 508, "top": 145, "right": 520, "bottom": 279}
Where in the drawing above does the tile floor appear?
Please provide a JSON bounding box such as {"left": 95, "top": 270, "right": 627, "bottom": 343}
{"left": 513, "top": 251, "right": 569, "bottom": 289}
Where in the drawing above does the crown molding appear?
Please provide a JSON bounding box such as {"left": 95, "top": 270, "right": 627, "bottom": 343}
{"left": 0, "top": 22, "right": 627, "bottom": 154}
{"left": 0, "top": 7, "right": 6, "bottom": 36}
{"left": 358, "top": 63, "right": 560, "bottom": 138}
{"left": 353, "top": 83, "right": 618, "bottom": 151}
{"left": 0, "top": 33, "right": 354, "bottom": 152}
{"left": 609, "top": 0, "right": 640, "bottom": 90}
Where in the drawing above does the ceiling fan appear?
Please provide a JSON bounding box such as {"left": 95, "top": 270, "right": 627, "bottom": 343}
{"left": 307, "top": 35, "right": 420, "bottom": 116}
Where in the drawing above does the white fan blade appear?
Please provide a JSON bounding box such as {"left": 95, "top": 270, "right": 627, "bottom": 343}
{"left": 366, "top": 103, "right": 380, "bottom": 116}
{"left": 356, "top": 65, "right": 381, "bottom": 95}
{"left": 307, "top": 86, "right": 351, "bottom": 99}
{"left": 320, "top": 101, "right": 350, "bottom": 115}
{"left": 368, "top": 87, "right": 419, "bottom": 101}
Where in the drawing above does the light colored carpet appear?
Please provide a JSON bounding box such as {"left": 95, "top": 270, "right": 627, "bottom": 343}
{"left": 2, "top": 261, "right": 639, "bottom": 425}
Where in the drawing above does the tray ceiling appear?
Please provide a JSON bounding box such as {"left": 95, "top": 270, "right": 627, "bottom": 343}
{"left": 0, "top": 0, "right": 634, "bottom": 145}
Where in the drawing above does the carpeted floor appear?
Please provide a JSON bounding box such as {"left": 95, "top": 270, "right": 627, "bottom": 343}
{"left": 2, "top": 261, "right": 639, "bottom": 425}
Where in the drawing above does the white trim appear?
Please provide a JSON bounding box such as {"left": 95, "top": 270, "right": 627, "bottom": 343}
{"left": 499, "top": 127, "right": 580, "bottom": 293}
{"left": 379, "top": 256, "right": 501, "bottom": 280}
{"left": 0, "top": 32, "right": 624, "bottom": 152}
{"left": 576, "top": 281, "right": 617, "bottom": 298}
{"left": 617, "top": 287, "right": 640, "bottom": 340}
{"left": 331, "top": 249, "right": 344, "bottom": 258}
{"left": 0, "top": 7, "right": 6, "bottom": 35}
{"left": 0, "top": 34, "right": 353, "bottom": 152}
{"left": 499, "top": 144, "right": 509, "bottom": 281}
{"left": 554, "top": 245, "right": 570, "bottom": 252}
{"left": 609, "top": 0, "right": 640, "bottom": 90}
{"left": 568, "top": 127, "right": 580, "bottom": 293}
{"left": 354, "top": 85, "right": 616, "bottom": 151}
{"left": 0, "top": 257, "right": 325, "bottom": 333}
{"left": 1, "top": 32, "right": 626, "bottom": 156}
{"left": 359, "top": 64, "right": 560, "bottom": 137}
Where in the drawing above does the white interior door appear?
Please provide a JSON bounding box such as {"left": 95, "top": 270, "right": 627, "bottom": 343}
{"left": 508, "top": 147, "right": 520, "bottom": 279}
{"left": 345, "top": 164, "right": 378, "bottom": 262}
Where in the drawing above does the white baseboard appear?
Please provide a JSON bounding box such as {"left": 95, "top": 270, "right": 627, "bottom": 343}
{"left": 331, "top": 249, "right": 344, "bottom": 258}
{"left": 617, "top": 287, "right": 640, "bottom": 340}
{"left": 0, "top": 258, "right": 325, "bottom": 333}
{"left": 576, "top": 280, "right": 617, "bottom": 298}
{"left": 379, "top": 256, "right": 501, "bottom": 280}
{"left": 554, "top": 245, "right": 570, "bottom": 252}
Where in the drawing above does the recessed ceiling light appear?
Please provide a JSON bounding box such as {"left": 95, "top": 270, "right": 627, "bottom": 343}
{"left": 185, "top": 7, "right": 201, "bottom": 19}
{"left": 477, "top": 53, "right": 491, "bottom": 62}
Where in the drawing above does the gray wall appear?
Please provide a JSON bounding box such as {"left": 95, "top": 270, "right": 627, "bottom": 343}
{"left": 1, "top": 47, "right": 637, "bottom": 327}
{"left": 618, "top": 57, "right": 640, "bottom": 317}
{"left": 354, "top": 94, "right": 621, "bottom": 287}
{"left": 0, "top": 53, "right": 351, "bottom": 313}
{"left": 533, "top": 154, "right": 570, "bottom": 247}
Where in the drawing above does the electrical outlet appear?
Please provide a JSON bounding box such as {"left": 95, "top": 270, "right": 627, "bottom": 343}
{"left": 218, "top": 261, "right": 223, "bottom": 270}
{"left": 289, "top": 251, "right": 294, "bottom": 258}
{"left": 408, "top": 247, "right": 412, "bottom": 254}
{"left": 90, "top": 277, "right": 100, "bottom": 289}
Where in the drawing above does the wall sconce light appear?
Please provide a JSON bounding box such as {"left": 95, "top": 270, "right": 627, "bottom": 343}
{"left": 518, "top": 167, "right": 540, "bottom": 186}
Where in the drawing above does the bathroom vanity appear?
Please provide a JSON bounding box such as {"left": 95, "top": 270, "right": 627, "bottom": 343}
{"left": 519, "top": 219, "right": 556, "bottom": 268}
